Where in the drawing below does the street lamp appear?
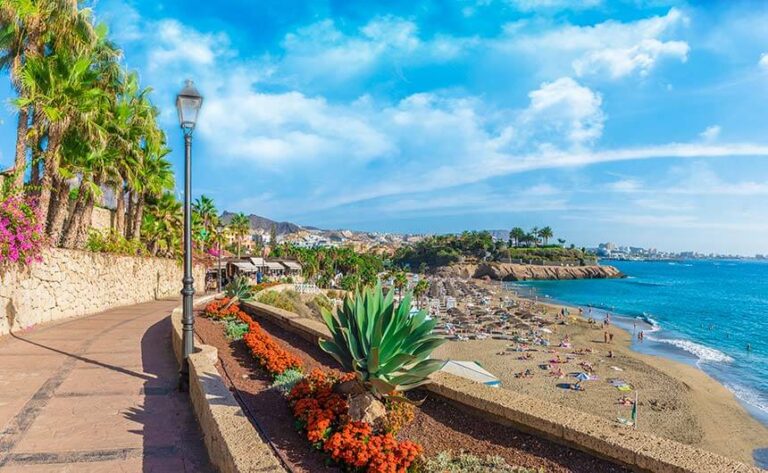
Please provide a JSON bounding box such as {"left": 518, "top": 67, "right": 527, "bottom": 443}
{"left": 177, "top": 79, "right": 203, "bottom": 391}
{"left": 216, "top": 223, "right": 224, "bottom": 292}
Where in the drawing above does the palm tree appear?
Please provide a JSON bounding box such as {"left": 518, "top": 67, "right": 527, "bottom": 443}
{"left": 229, "top": 212, "right": 250, "bottom": 258}
{"left": 393, "top": 271, "right": 408, "bottom": 300}
{"left": 193, "top": 194, "right": 218, "bottom": 251}
{"left": 413, "top": 278, "right": 429, "bottom": 309}
{"left": 539, "top": 226, "right": 553, "bottom": 246}
{"left": 18, "top": 49, "right": 104, "bottom": 240}
{"left": 142, "top": 192, "right": 182, "bottom": 257}
{"left": 509, "top": 227, "right": 525, "bottom": 248}
{"left": 0, "top": 0, "right": 96, "bottom": 189}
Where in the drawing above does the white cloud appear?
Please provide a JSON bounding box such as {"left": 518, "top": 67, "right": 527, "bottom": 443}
{"left": 278, "top": 16, "right": 474, "bottom": 85}
{"left": 505, "top": 8, "right": 690, "bottom": 79}
{"left": 699, "top": 125, "right": 721, "bottom": 142}
{"left": 521, "top": 77, "right": 604, "bottom": 147}
{"left": 506, "top": 0, "right": 602, "bottom": 12}
{"left": 760, "top": 53, "right": 768, "bottom": 69}
{"left": 147, "top": 20, "right": 230, "bottom": 71}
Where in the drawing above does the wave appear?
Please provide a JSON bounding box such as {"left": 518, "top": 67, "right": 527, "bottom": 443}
{"left": 724, "top": 382, "right": 768, "bottom": 414}
{"left": 652, "top": 338, "right": 734, "bottom": 363}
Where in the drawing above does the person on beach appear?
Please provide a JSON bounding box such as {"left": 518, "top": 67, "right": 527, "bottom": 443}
{"left": 638, "top": 330, "right": 644, "bottom": 342}
{"left": 609, "top": 332, "right": 614, "bottom": 343}
{"left": 604, "top": 331, "right": 609, "bottom": 343}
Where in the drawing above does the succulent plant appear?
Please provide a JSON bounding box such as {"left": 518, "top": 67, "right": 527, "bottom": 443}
{"left": 319, "top": 283, "right": 446, "bottom": 397}
{"left": 223, "top": 275, "right": 256, "bottom": 308}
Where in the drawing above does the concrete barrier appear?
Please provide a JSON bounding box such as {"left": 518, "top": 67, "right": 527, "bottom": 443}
{"left": 241, "top": 300, "right": 762, "bottom": 473}
{"left": 170, "top": 296, "right": 286, "bottom": 473}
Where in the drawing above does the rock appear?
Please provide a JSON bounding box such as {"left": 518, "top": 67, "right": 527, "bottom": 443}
{"left": 436, "top": 263, "right": 623, "bottom": 281}
{"left": 348, "top": 393, "right": 387, "bottom": 428}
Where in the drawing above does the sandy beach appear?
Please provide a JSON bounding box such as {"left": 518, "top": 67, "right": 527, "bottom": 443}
{"left": 432, "top": 279, "right": 768, "bottom": 466}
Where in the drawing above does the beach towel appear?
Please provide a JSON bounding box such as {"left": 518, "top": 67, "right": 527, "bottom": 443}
{"left": 617, "top": 384, "right": 633, "bottom": 392}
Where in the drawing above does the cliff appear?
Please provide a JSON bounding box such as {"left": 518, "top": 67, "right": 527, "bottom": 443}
{"left": 436, "top": 262, "right": 623, "bottom": 281}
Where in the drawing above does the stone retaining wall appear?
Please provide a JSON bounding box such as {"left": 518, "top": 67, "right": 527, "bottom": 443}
{"left": 241, "top": 300, "right": 761, "bottom": 473}
{"left": 0, "top": 248, "right": 205, "bottom": 335}
{"left": 169, "top": 298, "right": 286, "bottom": 473}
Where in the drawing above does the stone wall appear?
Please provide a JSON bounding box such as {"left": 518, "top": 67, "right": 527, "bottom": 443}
{"left": 0, "top": 248, "right": 205, "bottom": 335}
{"left": 89, "top": 207, "right": 114, "bottom": 233}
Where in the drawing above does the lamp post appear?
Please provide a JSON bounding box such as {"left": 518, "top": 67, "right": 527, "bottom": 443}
{"left": 217, "top": 223, "right": 224, "bottom": 292}
{"left": 176, "top": 80, "right": 203, "bottom": 391}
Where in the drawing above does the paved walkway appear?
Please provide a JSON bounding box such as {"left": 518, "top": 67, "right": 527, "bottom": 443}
{"left": 0, "top": 299, "right": 213, "bottom": 472}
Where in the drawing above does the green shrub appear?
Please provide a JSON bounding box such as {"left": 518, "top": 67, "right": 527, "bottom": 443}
{"left": 224, "top": 319, "right": 249, "bottom": 340}
{"left": 306, "top": 293, "right": 333, "bottom": 319}
{"left": 86, "top": 231, "right": 147, "bottom": 256}
{"left": 270, "top": 368, "right": 304, "bottom": 396}
{"left": 423, "top": 452, "right": 546, "bottom": 473}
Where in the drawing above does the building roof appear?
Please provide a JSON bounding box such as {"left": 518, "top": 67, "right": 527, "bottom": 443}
{"left": 281, "top": 261, "right": 302, "bottom": 270}
{"left": 249, "top": 257, "right": 266, "bottom": 266}
{"left": 232, "top": 261, "right": 258, "bottom": 273}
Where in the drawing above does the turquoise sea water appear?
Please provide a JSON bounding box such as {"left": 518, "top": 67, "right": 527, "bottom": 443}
{"left": 510, "top": 259, "right": 768, "bottom": 464}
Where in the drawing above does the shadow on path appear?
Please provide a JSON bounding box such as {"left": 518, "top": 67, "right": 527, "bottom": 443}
{"left": 122, "top": 317, "right": 213, "bottom": 472}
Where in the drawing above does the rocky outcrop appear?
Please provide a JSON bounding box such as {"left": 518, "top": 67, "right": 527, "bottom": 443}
{"left": 436, "top": 262, "right": 623, "bottom": 281}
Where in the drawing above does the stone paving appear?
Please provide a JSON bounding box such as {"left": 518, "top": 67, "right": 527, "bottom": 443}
{"left": 0, "top": 299, "right": 213, "bottom": 472}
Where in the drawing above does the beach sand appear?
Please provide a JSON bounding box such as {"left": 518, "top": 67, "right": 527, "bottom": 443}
{"left": 432, "top": 280, "right": 768, "bottom": 466}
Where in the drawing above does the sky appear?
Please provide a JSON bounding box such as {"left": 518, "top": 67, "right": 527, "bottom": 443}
{"left": 2, "top": 0, "right": 768, "bottom": 254}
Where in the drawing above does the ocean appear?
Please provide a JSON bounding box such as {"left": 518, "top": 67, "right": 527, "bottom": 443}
{"left": 508, "top": 259, "right": 768, "bottom": 435}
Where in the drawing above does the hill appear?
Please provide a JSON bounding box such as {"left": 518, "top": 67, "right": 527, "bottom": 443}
{"left": 219, "top": 211, "right": 302, "bottom": 235}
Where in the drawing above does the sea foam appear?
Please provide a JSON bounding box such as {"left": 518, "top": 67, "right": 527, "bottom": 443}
{"left": 724, "top": 382, "right": 768, "bottom": 414}
{"left": 654, "top": 338, "right": 734, "bottom": 363}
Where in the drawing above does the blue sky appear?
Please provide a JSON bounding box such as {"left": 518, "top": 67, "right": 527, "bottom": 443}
{"left": 3, "top": 0, "right": 768, "bottom": 254}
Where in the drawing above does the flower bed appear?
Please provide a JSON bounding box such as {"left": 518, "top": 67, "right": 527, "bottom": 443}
{"left": 225, "top": 304, "right": 424, "bottom": 473}
{"left": 203, "top": 297, "right": 242, "bottom": 319}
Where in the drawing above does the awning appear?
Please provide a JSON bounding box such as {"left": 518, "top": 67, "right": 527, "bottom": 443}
{"left": 265, "top": 262, "right": 284, "bottom": 270}
{"left": 232, "top": 262, "right": 258, "bottom": 273}
{"left": 249, "top": 257, "right": 266, "bottom": 266}
{"left": 281, "top": 261, "right": 302, "bottom": 270}
{"left": 440, "top": 360, "right": 501, "bottom": 387}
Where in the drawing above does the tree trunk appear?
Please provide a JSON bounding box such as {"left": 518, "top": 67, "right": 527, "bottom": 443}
{"left": 74, "top": 181, "right": 100, "bottom": 249}
{"left": 126, "top": 192, "right": 134, "bottom": 239}
{"left": 12, "top": 106, "right": 28, "bottom": 189}
{"left": 60, "top": 179, "right": 90, "bottom": 248}
{"left": 38, "top": 127, "right": 64, "bottom": 236}
{"left": 132, "top": 193, "right": 144, "bottom": 241}
{"left": 47, "top": 176, "right": 71, "bottom": 245}
{"left": 114, "top": 184, "right": 125, "bottom": 236}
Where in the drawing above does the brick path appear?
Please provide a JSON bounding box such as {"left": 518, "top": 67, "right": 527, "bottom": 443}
{"left": 0, "top": 299, "right": 213, "bottom": 472}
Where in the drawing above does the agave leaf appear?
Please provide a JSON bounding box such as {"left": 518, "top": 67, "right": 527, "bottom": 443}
{"left": 319, "top": 340, "right": 354, "bottom": 372}
{"left": 394, "top": 379, "right": 435, "bottom": 392}
{"left": 368, "top": 377, "right": 396, "bottom": 395}
{"left": 379, "top": 353, "right": 416, "bottom": 374}
{"left": 367, "top": 346, "right": 380, "bottom": 375}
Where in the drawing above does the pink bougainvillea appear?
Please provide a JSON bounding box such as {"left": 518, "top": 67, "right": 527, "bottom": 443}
{"left": 0, "top": 193, "right": 45, "bottom": 265}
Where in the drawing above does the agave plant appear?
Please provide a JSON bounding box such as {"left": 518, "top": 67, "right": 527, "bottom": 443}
{"left": 319, "top": 283, "right": 446, "bottom": 398}
{"left": 223, "top": 275, "right": 256, "bottom": 308}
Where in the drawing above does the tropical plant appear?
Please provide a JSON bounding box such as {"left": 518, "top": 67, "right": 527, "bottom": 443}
{"left": 412, "top": 279, "right": 429, "bottom": 309}
{"left": 192, "top": 194, "right": 218, "bottom": 251}
{"left": 229, "top": 212, "right": 250, "bottom": 258}
{"left": 318, "top": 283, "right": 446, "bottom": 400}
{"left": 224, "top": 275, "right": 256, "bottom": 306}
{"left": 538, "top": 226, "right": 553, "bottom": 246}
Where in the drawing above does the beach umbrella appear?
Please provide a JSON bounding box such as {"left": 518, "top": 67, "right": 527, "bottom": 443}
{"left": 574, "top": 372, "right": 590, "bottom": 382}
